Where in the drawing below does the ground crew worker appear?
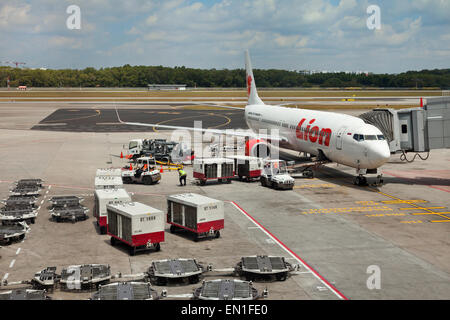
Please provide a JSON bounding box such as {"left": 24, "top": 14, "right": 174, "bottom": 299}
{"left": 178, "top": 168, "right": 187, "bottom": 186}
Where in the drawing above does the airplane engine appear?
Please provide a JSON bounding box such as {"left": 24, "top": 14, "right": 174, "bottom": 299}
{"left": 245, "top": 139, "right": 271, "bottom": 158}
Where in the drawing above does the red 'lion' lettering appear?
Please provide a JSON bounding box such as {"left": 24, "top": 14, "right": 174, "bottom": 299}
{"left": 319, "top": 128, "right": 332, "bottom": 146}
{"left": 296, "top": 118, "right": 332, "bottom": 147}
{"left": 296, "top": 118, "right": 306, "bottom": 139}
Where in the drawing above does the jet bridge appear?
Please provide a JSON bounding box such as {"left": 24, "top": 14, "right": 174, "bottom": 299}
{"left": 359, "top": 97, "right": 450, "bottom": 159}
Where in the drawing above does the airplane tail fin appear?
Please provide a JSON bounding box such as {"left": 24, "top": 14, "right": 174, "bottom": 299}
{"left": 245, "top": 50, "right": 265, "bottom": 106}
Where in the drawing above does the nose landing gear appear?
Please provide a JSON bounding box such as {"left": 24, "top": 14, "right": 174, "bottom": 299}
{"left": 354, "top": 169, "right": 384, "bottom": 186}
{"left": 354, "top": 175, "right": 368, "bottom": 186}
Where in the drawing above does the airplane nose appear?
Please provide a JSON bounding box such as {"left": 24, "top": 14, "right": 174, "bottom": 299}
{"left": 369, "top": 144, "right": 390, "bottom": 168}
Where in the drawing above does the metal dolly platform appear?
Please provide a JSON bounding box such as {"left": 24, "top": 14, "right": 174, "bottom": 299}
{"left": 193, "top": 279, "right": 262, "bottom": 300}
{"left": 50, "top": 206, "right": 89, "bottom": 223}
{"left": 91, "top": 282, "right": 159, "bottom": 300}
{"left": 49, "top": 196, "right": 84, "bottom": 208}
{"left": 0, "top": 222, "right": 30, "bottom": 245}
{"left": 0, "top": 289, "right": 49, "bottom": 300}
{"left": 146, "top": 258, "right": 205, "bottom": 285}
{"left": 235, "top": 255, "right": 294, "bottom": 281}
{"left": 0, "top": 205, "right": 37, "bottom": 224}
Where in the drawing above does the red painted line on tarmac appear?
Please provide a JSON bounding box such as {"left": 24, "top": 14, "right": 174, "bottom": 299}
{"left": 230, "top": 201, "right": 348, "bottom": 300}
{"left": 384, "top": 170, "right": 450, "bottom": 193}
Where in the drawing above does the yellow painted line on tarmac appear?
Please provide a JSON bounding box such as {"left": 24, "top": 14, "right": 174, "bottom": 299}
{"left": 400, "top": 207, "right": 446, "bottom": 210}
{"left": 412, "top": 212, "right": 450, "bottom": 216}
{"left": 381, "top": 199, "right": 428, "bottom": 205}
{"left": 365, "top": 213, "right": 407, "bottom": 217}
{"left": 373, "top": 189, "right": 450, "bottom": 223}
{"left": 42, "top": 109, "right": 101, "bottom": 123}
{"left": 151, "top": 112, "right": 231, "bottom": 132}
{"left": 431, "top": 220, "right": 450, "bottom": 223}
{"left": 400, "top": 220, "right": 423, "bottom": 224}
{"left": 294, "top": 183, "right": 337, "bottom": 189}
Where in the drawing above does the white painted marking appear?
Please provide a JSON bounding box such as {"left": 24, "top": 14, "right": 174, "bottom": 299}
{"left": 40, "top": 200, "right": 44, "bottom": 205}
{"left": 16, "top": 248, "right": 21, "bottom": 255}
{"left": 2, "top": 273, "right": 9, "bottom": 282}
{"left": 48, "top": 185, "right": 52, "bottom": 190}
{"left": 9, "top": 259, "right": 16, "bottom": 268}
{"left": 230, "top": 202, "right": 346, "bottom": 300}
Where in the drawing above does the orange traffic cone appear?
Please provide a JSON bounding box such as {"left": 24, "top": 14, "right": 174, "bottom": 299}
{"left": 129, "top": 164, "right": 133, "bottom": 171}
{"left": 160, "top": 165, "right": 164, "bottom": 173}
{"left": 120, "top": 152, "right": 124, "bottom": 159}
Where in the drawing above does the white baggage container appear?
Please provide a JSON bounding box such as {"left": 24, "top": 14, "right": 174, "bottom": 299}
{"left": 193, "top": 158, "right": 234, "bottom": 186}
{"left": 94, "top": 176, "right": 123, "bottom": 190}
{"left": 96, "top": 168, "right": 122, "bottom": 178}
{"left": 107, "top": 202, "right": 164, "bottom": 255}
{"left": 94, "top": 188, "right": 132, "bottom": 234}
{"left": 167, "top": 193, "right": 224, "bottom": 241}
{"left": 225, "top": 155, "right": 263, "bottom": 181}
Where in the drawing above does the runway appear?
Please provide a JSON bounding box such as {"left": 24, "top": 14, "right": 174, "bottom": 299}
{"left": 31, "top": 107, "right": 248, "bottom": 132}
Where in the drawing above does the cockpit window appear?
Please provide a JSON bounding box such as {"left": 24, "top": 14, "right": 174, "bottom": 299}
{"left": 377, "top": 135, "right": 385, "bottom": 140}
{"left": 353, "top": 134, "right": 364, "bottom": 142}
{"left": 364, "top": 135, "right": 377, "bottom": 141}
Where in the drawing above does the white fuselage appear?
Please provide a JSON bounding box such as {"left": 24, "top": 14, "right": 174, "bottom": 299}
{"left": 245, "top": 104, "right": 391, "bottom": 170}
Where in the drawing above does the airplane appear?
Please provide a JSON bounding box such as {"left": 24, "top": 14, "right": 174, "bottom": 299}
{"left": 116, "top": 50, "right": 391, "bottom": 186}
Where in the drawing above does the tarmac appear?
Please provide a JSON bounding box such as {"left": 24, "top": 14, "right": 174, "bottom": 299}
{"left": 0, "top": 100, "right": 449, "bottom": 300}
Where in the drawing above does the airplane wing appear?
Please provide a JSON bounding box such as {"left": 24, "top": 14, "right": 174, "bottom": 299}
{"left": 115, "top": 108, "right": 288, "bottom": 143}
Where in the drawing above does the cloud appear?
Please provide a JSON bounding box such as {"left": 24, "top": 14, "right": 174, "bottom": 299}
{"left": 0, "top": 3, "right": 32, "bottom": 28}
{"left": 0, "top": 0, "right": 448, "bottom": 73}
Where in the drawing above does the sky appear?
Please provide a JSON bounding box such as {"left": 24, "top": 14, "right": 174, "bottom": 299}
{"left": 0, "top": 0, "right": 449, "bottom": 73}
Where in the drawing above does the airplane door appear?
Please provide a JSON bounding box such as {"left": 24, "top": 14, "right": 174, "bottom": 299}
{"left": 336, "top": 128, "right": 347, "bottom": 150}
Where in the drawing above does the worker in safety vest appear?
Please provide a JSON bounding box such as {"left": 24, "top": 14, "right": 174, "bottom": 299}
{"left": 178, "top": 168, "right": 187, "bottom": 186}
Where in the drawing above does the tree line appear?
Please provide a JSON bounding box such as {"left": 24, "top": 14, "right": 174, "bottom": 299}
{"left": 0, "top": 65, "right": 449, "bottom": 89}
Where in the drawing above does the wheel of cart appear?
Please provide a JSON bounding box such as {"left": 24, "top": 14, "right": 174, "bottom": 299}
{"left": 156, "top": 277, "right": 168, "bottom": 286}
{"left": 302, "top": 169, "right": 314, "bottom": 179}
{"left": 276, "top": 272, "right": 288, "bottom": 281}
{"left": 188, "top": 274, "right": 200, "bottom": 284}
{"left": 143, "top": 176, "right": 153, "bottom": 185}
{"left": 110, "top": 237, "right": 116, "bottom": 246}
{"left": 260, "top": 177, "right": 267, "bottom": 187}
{"left": 122, "top": 177, "right": 132, "bottom": 184}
